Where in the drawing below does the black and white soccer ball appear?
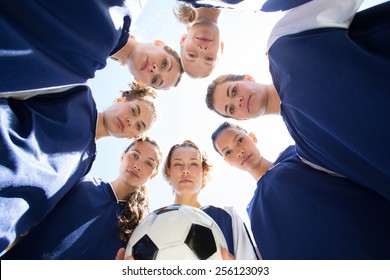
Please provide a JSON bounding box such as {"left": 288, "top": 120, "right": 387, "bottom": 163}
{"left": 125, "top": 204, "right": 227, "bottom": 260}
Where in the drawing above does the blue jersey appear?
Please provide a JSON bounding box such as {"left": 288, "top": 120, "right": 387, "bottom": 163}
{"left": 268, "top": 1, "right": 390, "bottom": 200}
{"left": 0, "top": 86, "right": 97, "bottom": 255}
{"left": 247, "top": 146, "right": 390, "bottom": 259}
{"left": 178, "top": 0, "right": 312, "bottom": 11}
{"left": 0, "top": 0, "right": 130, "bottom": 94}
{"left": 1, "top": 175, "right": 126, "bottom": 260}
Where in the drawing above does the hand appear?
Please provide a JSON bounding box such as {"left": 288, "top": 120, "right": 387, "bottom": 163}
{"left": 221, "top": 247, "right": 235, "bottom": 260}
{"left": 115, "top": 247, "right": 134, "bottom": 260}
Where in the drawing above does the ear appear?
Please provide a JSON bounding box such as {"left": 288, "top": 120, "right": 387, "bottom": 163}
{"left": 114, "top": 97, "right": 125, "bottom": 103}
{"left": 180, "top": 34, "right": 187, "bottom": 46}
{"left": 154, "top": 40, "right": 165, "bottom": 47}
{"left": 220, "top": 41, "right": 225, "bottom": 54}
{"left": 243, "top": 74, "right": 256, "bottom": 82}
{"left": 133, "top": 78, "right": 144, "bottom": 86}
{"left": 150, "top": 169, "right": 159, "bottom": 179}
{"left": 249, "top": 132, "right": 258, "bottom": 143}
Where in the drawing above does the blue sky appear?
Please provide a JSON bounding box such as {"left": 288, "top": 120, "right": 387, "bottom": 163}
{"left": 88, "top": 0, "right": 382, "bottom": 222}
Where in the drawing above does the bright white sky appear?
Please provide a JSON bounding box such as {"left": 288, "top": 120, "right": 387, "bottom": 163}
{"left": 89, "top": 0, "right": 383, "bottom": 223}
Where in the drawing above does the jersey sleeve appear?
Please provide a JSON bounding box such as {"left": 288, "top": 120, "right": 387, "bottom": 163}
{"left": 223, "top": 206, "right": 260, "bottom": 260}
{"left": 268, "top": 0, "right": 363, "bottom": 48}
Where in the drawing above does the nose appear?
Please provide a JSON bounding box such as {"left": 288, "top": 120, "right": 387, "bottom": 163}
{"left": 126, "top": 118, "right": 132, "bottom": 127}
{"left": 148, "top": 63, "right": 160, "bottom": 74}
{"left": 133, "top": 163, "right": 140, "bottom": 171}
{"left": 199, "top": 45, "right": 208, "bottom": 51}
{"left": 182, "top": 168, "right": 190, "bottom": 175}
{"left": 237, "top": 150, "right": 244, "bottom": 158}
{"left": 235, "top": 96, "right": 243, "bottom": 108}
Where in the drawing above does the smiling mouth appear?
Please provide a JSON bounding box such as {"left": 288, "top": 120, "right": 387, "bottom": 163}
{"left": 140, "top": 57, "right": 149, "bottom": 71}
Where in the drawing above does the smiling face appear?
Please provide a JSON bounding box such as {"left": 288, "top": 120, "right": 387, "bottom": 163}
{"left": 214, "top": 127, "right": 261, "bottom": 174}
{"left": 180, "top": 21, "right": 223, "bottom": 78}
{"left": 212, "top": 79, "right": 267, "bottom": 120}
{"left": 127, "top": 43, "right": 182, "bottom": 90}
{"left": 167, "top": 146, "right": 204, "bottom": 197}
{"left": 103, "top": 99, "right": 154, "bottom": 139}
{"left": 119, "top": 141, "right": 159, "bottom": 187}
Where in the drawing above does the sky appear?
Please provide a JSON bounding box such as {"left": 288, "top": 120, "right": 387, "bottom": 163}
{"left": 88, "top": 0, "right": 383, "bottom": 223}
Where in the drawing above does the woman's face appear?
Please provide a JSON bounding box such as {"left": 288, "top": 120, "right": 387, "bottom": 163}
{"left": 214, "top": 127, "right": 261, "bottom": 173}
{"left": 127, "top": 43, "right": 182, "bottom": 90}
{"left": 168, "top": 146, "right": 204, "bottom": 196}
{"left": 119, "top": 141, "right": 159, "bottom": 186}
{"left": 103, "top": 99, "right": 154, "bottom": 139}
{"left": 180, "top": 21, "right": 223, "bottom": 78}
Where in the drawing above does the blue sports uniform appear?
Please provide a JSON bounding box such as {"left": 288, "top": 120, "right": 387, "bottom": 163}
{"left": 247, "top": 146, "right": 390, "bottom": 259}
{"left": 0, "top": 86, "right": 97, "bottom": 255}
{"left": 0, "top": 0, "right": 130, "bottom": 95}
{"left": 1, "top": 175, "right": 126, "bottom": 260}
{"left": 202, "top": 205, "right": 259, "bottom": 259}
{"left": 267, "top": 0, "right": 390, "bottom": 200}
{"left": 178, "top": 0, "right": 312, "bottom": 11}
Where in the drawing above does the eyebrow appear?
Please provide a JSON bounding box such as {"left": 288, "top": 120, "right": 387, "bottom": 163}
{"left": 221, "top": 132, "right": 240, "bottom": 155}
{"left": 224, "top": 84, "right": 232, "bottom": 115}
{"left": 136, "top": 105, "right": 140, "bottom": 116}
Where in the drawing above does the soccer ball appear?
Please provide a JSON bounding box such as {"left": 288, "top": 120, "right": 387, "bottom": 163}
{"left": 125, "top": 204, "right": 227, "bottom": 260}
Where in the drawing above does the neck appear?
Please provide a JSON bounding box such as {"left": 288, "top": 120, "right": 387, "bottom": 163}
{"left": 110, "top": 178, "right": 138, "bottom": 201}
{"left": 110, "top": 36, "right": 137, "bottom": 66}
{"left": 264, "top": 84, "right": 281, "bottom": 115}
{"left": 174, "top": 194, "right": 201, "bottom": 208}
{"left": 195, "top": 7, "right": 221, "bottom": 24}
{"left": 250, "top": 156, "right": 273, "bottom": 181}
{"left": 96, "top": 112, "right": 109, "bottom": 140}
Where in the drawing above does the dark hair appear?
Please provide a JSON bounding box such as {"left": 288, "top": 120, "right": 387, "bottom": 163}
{"left": 163, "top": 45, "right": 185, "bottom": 87}
{"left": 162, "top": 140, "right": 212, "bottom": 188}
{"left": 206, "top": 74, "right": 246, "bottom": 117}
{"left": 211, "top": 121, "right": 248, "bottom": 155}
{"left": 118, "top": 137, "right": 162, "bottom": 242}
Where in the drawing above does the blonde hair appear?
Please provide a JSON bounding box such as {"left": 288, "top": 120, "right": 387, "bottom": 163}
{"left": 174, "top": 3, "right": 196, "bottom": 30}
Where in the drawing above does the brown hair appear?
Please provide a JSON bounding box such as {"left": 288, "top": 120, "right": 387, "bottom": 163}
{"left": 162, "top": 140, "right": 212, "bottom": 189}
{"left": 118, "top": 137, "right": 162, "bottom": 242}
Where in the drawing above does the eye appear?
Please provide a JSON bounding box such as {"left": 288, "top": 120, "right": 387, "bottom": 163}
{"left": 146, "top": 161, "right": 154, "bottom": 168}
{"left": 224, "top": 150, "right": 232, "bottom": 157}
{"left": 232, "top": 86, "right": 237, "bottom": 96}
{"left": 205, "top": 56, "right": 214, "bottom": 61}
{"left": 238, "top": 137, "right": 244, "bottom": 144}
{"left": 229, "top": 105, "right": 234, "bottom": 115}
{"left": 161, "top": 59, "right": 167, "bottom": 68}
{"left": 190, "top": 162, "right": 199, "bottom": 167}
{"left": 131, "top": 107, "right": 136, "bottom": 116}
{"left": 151, "top": 75, "right": 158, "bottom": 84}
{"left": 173, "top": 162, "right": 182, "bottom": 167}
{"left": 136, "top": 122, "right": 142, "bottom": 131}
{"left": 130, "top": 152, "right": 139, "bottom": 159}
{"left": 188, "top": 53, "right": 196, "bottom": 58}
